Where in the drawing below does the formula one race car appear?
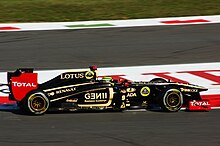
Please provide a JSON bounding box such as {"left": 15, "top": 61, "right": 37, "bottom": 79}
{"left": 5, "top": 66, "right": 210, "bottom": 115}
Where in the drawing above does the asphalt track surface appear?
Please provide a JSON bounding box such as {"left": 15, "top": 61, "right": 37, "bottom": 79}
{"left": 0, "top": 23, "right": 220, "bottom": 146}
{"left": 0, "top": 23, "right": 220, "bottom": 71}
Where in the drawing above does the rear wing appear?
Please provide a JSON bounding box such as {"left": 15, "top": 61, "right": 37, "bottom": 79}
{"left": 7, "top": 68, "right": 38, "bottom": 101}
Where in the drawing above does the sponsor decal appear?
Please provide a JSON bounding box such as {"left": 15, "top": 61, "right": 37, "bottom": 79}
{"left": 140, "top": 86, "right": 150, "bottom": 96}
{"left": 120, "top": 89, "right": 126, "bottom": 94}
{"left": 85, "top": 92, "right": 107, "bottom": 100}
{"left": 55, "top": 87, "right": 76, "bottom": 94}
{"left": 120, "top": 102, "right": 126, "bottom": 108}
{"left": 84, "top": 92, "right": 107, "bottom": 102}
{"left": 60, "top": 73, "right": 84, "bottom": 79}
{"left": 180, "top": 88, "right": 198, "bottom": 92}
{"left": 47, "top": 87, "right": 76, "bottom": 96}
{"left": 12, "top": 82, "right": 37, "bottom": 87}
{"left": 126, "top": 87, "right": 136, "bottom": 92}
{"left": 126, "top": 92, "right": 137, "bottom": 97}
{"left": 190, "top": 101, "right": 210, "bottom": 107}
{"left": 66, "top": 99, "right": 78, "bottom": 102}
{"left": 85, "top": 71, "right": 94, "bottom": 79}
{"left": 48, "top": 92, "right": 55, "bottom": 97}
{"left": 122, "top": 95, "right": 126, "bottom": 100}
{"left": 10, "top": 73, "right": 38, "bottom": 101}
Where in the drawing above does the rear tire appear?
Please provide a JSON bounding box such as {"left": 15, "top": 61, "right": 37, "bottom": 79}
{"left": 159, "top": 88, "right": 183, "bottom": 112}
{"left": 20, "top": 91, "right": 49, "bottom": 115}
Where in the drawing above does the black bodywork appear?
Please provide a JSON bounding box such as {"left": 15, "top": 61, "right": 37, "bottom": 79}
{"left": 7, "top": 67, "right": 208, "bottom": 115}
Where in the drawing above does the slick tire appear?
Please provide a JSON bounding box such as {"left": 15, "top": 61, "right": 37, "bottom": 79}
{"left": 149, "top": 78, "right": 167, "bottom": 83}
{"left": 159, "top": 88, "right": 183, "bottom": 112}
{"left": 21, "top": 91, "right": 49, "bottom": 115}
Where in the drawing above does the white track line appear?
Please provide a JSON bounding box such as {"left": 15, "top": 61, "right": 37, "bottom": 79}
{"left": 0, "top": 15, "right": 220, "bottom": 32}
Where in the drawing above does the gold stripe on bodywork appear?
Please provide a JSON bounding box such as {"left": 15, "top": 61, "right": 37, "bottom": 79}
{"left": 50, "top": 87, "right": 109, "bottom": 102}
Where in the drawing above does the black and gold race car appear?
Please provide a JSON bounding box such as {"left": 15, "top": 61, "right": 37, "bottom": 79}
{"left": 6, "top": 66, "right": 209, "bottom": 115}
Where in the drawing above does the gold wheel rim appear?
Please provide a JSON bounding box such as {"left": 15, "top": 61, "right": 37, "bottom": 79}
{"left": 30, "top": 96, "right": 47, "bottom": 111}
{"left": 166, "top": 92, "right": 181, "bottom": 107}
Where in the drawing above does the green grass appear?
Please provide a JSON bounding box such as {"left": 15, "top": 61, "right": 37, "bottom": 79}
{"left": 0, "top": 0, "right": 220, "bottom": 23}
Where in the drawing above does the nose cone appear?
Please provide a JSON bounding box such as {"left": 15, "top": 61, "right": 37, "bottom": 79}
{"left": 191, "top": 84, "right": 208, "bottom": 92}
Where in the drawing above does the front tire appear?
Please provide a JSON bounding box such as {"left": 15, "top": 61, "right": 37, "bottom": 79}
{"left": 159, "top": 88, "right": 183, "bottom": 112}
{"left": 20, "top": 91, "right": 49, "bottom": 115}
{"left": 149, "top": 78, "right": 167, "bottom": 83}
